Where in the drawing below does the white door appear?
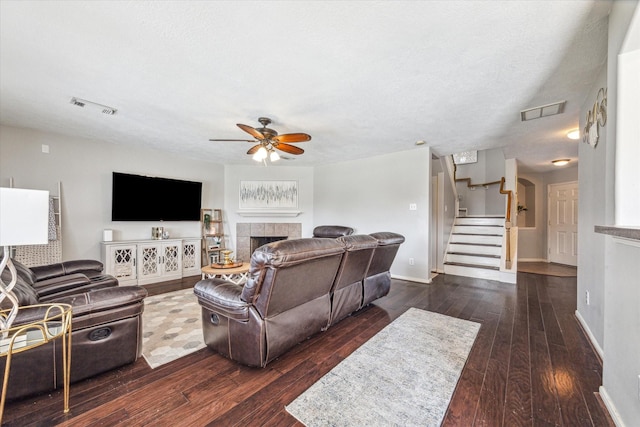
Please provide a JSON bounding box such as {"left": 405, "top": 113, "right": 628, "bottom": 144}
{"left": 548, "top": 181, "right": 578, "bottom": 266}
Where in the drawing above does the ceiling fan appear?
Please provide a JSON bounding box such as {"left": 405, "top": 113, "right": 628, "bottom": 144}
{"left": 209, "top": 117, "right": 311, "bottom": 162}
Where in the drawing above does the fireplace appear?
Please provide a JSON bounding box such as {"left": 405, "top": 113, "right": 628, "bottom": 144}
{"left": 236, "top": 222, "right": 302, "bottom": 262}
{"left": 250, "top": 236, "right": 287, "bottom": 253}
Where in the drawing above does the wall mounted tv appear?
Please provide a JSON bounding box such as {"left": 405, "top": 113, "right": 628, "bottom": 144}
{"left": 112, "top": 172, "right": 202, "bottom": 221}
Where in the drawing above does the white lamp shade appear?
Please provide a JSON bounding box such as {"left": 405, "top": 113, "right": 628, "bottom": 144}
{"left": 0, "top": 188, "right": 50, "bottom": 246}
{"left": 252, "top": 146, "right": 268, "bottom": 161}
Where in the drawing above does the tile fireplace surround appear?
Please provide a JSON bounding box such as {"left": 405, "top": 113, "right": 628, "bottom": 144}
{"left": 236, "top": 222, "right": 302, "bottom": 262}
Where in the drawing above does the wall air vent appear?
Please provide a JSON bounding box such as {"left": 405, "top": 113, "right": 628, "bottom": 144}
{"left": 70, "top": 97, "right": 117, "bottom": 115}
{"left": 520, "top": 101, "right": 566, "bottom": 121}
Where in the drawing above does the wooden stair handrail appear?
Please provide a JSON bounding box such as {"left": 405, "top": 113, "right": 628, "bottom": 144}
{"left": 499, "top": 177, "right": 513, "bottom": 269}
{"left": 455, "top": 177, "right": 503, "bottom": 189}
{"left": 451, "top": 157, "right": 514, "bottom": 269}
{"left": 499, "top": 177, "right": 512, "bottom": 223}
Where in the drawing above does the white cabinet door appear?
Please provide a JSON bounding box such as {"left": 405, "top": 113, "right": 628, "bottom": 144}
{"left": 104, "top": 244, "right": 137, "bottom": 286}
{"left": 182, "top": 239, "right": 201, "bottom": 276}
{"left": 160, "top": 241, "right": 182, "bottom": 279}
{"left": 137, "top": 243, "right": 162, "bottom": 285}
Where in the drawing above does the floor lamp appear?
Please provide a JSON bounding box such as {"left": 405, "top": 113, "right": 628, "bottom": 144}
{"left": 0, "top": 187, "right": 50, "bottom": 333}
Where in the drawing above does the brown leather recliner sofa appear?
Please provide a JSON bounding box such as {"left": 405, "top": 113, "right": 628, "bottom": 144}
{"left": 193, "top": 232, "right": 404, "bottom": 367}
{"left": 312, "top": 225, "right": 354, "bottom": 238}
{"left": 1, "top": 259, "right": 147, "bottom": 400}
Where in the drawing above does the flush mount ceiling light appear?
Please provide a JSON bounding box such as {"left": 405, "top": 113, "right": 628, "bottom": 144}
{"left": 567, "top": 129, "right": 580, "bottom": 140}
{"left": 70, "top": 97, "right": 117, "bottom": 115}
{"left": 520, "top": 101, "right": 566, "bottom": 121}
{"left": 552, "top": 159, "right": 570, "bottom": 166}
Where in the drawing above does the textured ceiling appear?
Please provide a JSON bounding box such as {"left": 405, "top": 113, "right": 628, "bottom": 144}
{"left": 0, "top": 1, "right": 610, "bottom": 172}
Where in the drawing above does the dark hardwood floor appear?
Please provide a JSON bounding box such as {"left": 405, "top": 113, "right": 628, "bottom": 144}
{"left": 3, "top": 272, "right": 613, "bottom": 426}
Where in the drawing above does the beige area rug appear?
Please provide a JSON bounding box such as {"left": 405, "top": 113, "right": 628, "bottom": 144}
{"left": 141, "top": 288, "right": 205, "bottom": 369}
{"left": 286, "top": 308, "right": 480, "bottom": 427}
{"left": 518, "top": 261, "right": 577, "bottom": 277}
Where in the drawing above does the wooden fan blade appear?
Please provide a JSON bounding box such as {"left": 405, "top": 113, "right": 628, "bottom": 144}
{"left": 272, "top": 133, "right": 312, "bottom": 143}
{"left": 247, "top": 144, "right": 262, "bottom": 155}
{"left": 209, "top": 139, "right": 255, "bottom": 142}
{"left": 237, "top": 123, "right": 265, "bottom": 140}
{"left": 274, "top": 143, "right": 304, "bottom": 155}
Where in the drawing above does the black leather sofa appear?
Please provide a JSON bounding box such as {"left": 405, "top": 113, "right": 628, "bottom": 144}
{"left": 194, "top": 232, "right": 404, "bottom": 367}
{"left": 1, "top": 259, "right": 147, "bottom": 400}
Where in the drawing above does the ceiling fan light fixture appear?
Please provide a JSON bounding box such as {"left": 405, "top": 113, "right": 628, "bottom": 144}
{"left": 270, "top": 151, "right": 280, "bottom": 162}
{"left": 253, "top": 146, "right": 268, "bottom": 161}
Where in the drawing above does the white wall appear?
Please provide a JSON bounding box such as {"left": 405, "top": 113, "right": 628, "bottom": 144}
{"left": 577, "top": 64, "right": 608, "bottom": 353}
{"left": 517, "top": 172, "right": 545, "bottom": 261}
{"left": 440, "top": 157, "right": 457, "bottom": 268}
{"left": 223, "top": 164, "right": 315, "bottom": 250}
{"left": 599, "top": 2, "right": 640, "bottom": 425}
{"left": 0, "top": 125, "right": 224, "bottom": 261}
{"left": 313, "top": 147, "right": 431, "bottom": 283}
{"left": 615, "top": 10, "right": 640, "bottom": 225}
{"left": 456, "top": 148, "right": 506, "bottom": 215}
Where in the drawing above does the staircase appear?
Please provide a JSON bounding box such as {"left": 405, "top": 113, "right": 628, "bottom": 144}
{"left": 444, "top": 216, "right": 516, "bottom": 283}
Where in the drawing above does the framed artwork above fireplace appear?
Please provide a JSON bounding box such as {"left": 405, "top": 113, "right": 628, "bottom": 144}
{"left": 239, "top": 180, "right": 298, "bottom": 209}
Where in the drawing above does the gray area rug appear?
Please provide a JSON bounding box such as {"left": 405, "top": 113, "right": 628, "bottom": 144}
{"left": 285, "top": 308, "right": 480, "bottom": 426}
{"left": 141, "top": 288, "right": 205, "bottom": 369}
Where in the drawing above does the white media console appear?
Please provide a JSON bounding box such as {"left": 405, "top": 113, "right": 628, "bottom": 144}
{"left": 101, "top": 238, "right": 201, "bottom": 286}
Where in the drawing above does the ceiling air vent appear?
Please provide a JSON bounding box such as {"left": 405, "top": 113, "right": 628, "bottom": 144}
{"left": 520, "top": 101, "right": 566, "bottom": 121}
{"left": 70, "top": 97, "right": 117, "bottom": 115}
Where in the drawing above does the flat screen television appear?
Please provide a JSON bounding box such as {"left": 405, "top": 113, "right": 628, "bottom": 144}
{"left": 111, "top": 172, "right": 202, "bottom": 221}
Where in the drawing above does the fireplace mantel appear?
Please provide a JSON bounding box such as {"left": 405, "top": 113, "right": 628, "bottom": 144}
{"left": 237, "top": 210, "right": 301, "bottom": 217}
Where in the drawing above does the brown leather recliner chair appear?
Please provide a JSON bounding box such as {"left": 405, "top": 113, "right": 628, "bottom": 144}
{"left": 312, "top": 225, "right": 354, "bottom": 238}
{"left": 362, "top": 232, "right": 405, "bottom": 307}
{"left": 1, "top": 259, "right": 147, "bottom": 401}
{"left": 329, "top": 234, "right": 378, "bottom": 326}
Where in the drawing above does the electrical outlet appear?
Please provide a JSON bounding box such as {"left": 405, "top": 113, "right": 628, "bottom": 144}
{"left": 585, "top": 291, "right": 590, "bottom": 305}
{"left": 409, "top": 203, "right": 417, "bottom": 211}
{"left": 409, "top": 257, "right": 415, "bottom": 265}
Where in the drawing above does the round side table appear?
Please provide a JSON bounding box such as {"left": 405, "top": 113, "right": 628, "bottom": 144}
{"left": 201, "top": 264, "right": 250, "bottom": 285}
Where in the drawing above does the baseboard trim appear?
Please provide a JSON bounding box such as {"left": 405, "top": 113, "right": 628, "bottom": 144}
{"left": 518, "top": 258, "right": 548, "bottom": 263}
{"left": 599, "top": 386, "right": 625, "bottom": 427}
{"left": 392, "top": 274, "right": 431, "bottom": 284}
{"left": 575, "top": 310, "right": 604, "bottom": 360}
